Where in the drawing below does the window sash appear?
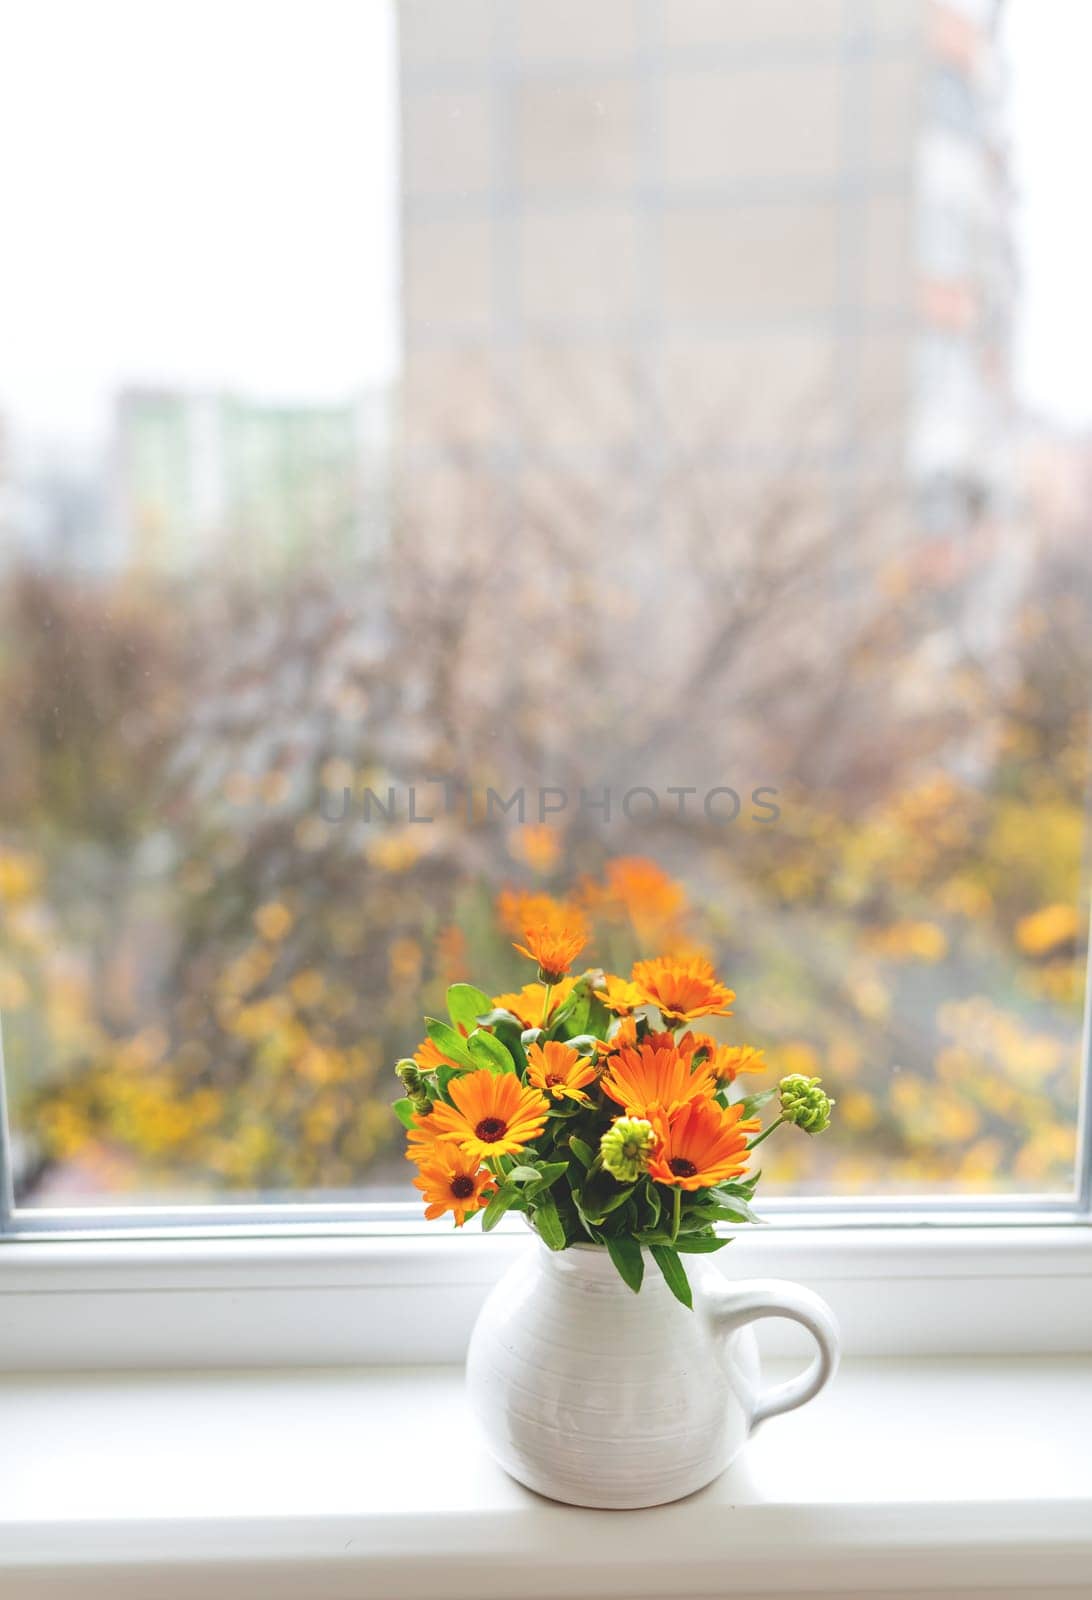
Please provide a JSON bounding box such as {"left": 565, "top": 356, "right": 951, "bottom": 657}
{"left": 2, "top": 926, "right": 1091, "bottom": 1238}
{"left": 2, "top": 1222, "right": 1091, "bottom": 1372}
{"left": 2, "top": 1180, "right": 1090, "bottom": 1241}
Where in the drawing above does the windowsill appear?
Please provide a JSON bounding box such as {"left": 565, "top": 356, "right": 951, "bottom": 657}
{"left": 5, "top": 1357, "right": 1091, "bottom": 1599}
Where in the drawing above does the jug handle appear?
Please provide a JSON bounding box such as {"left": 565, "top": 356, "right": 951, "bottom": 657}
{"left": 706, "top": 1276, "right": 840, "bottom": 1428}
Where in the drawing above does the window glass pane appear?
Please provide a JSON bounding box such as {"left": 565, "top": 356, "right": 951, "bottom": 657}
{"left": 1, "top": 0, "right": 1088, "bottom": 1211}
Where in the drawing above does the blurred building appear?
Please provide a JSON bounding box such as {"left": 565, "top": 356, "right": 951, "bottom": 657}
{"left": 397, "top": 0, "right": 1013, "bottom": 543}
{"left": 114, "top": 388, "right": 392, "bottom": 575}
{"left": 1017, "top": 422, "right": 1092, "bottom": 550}
{"left": 0, "top": 413, "right": 109, "bottom": 573}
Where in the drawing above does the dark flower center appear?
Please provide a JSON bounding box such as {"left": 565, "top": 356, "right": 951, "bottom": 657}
{"left": 546, "top": 1074, "right": 563, "bottom": 1087}
{"left": 669, "top": 1157, "right": 698, "bottom": 1178}
{"left": 449, "top": 1175, "right": 475, "bottom": 1199}
{"left": 475, "top": 1116, "right": 507, "bottom": 1143}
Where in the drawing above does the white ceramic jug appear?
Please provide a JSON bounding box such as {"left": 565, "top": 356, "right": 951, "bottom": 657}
{"left": 466, "top": 1240, "right": 839, "bottom": 1509}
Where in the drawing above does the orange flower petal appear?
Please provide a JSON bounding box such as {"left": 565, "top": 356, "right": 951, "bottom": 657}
{"left": 428, "top": 1067, "right": 550, "bottom": 1162}
{"left": 600, "top": 1039, "right": 716, "bottom": 1120}
{"left": 630, "top": 955, "right": 735, "bottom": 1026}
{"left": 525, "top": 1040, "right": 597, "bottom": 1103}
{"left": 646, "top": 1099, "right": 757, "bottom": 1190}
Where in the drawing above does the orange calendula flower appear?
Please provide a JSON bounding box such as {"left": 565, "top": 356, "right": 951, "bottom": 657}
{"left": 675, "top": 1032, "right": 764, "bottom": 1083}
{"left": 525, "top": 1040, "right": 597, "bottom": 1104}
{"left": 596, "top": 1020, "right": 676, "bottom": 1058}
{"left": 412, "top": 1144, "right": 496, "bottom": 1225}
{"left": 497, "top": 888, "right": 569, "bottom": 935}
{"left": 427, "top": 1068, "right": 550, "bottom": 1162}
{"left": 435, "top": 923, "right": 469, "bottom": 984}
{"left": 514, "top": 901, "right": 590, "bottom": 983}
{"left": 708, "top": 1043, "right": 766, "bottom": 1083}
{"left": 493, "top": 977, "right": 577, "bottom": 1029}
{"left": 600, "top": 1039, "right": 715, "bottom": 1120}
{"left": 597, "top": 973, "right": 644, "bottom": 1014}
{"left": 508, "top": 823, "right": 563, "bottom": 875}
{"left": 630, "top": 955, "right": 735, "bottom": 1026}
{"left": 404, "top": 1108, "right": 445, "bottom": 1163}
{"left": 596, "top": 1014, "right": 638, "bottom": 1056}
{"left": 413, "top": 1035, "right": 465, "bottom": 1072}
{"left": 647, "top": 1099, "right": 759, "bottom": 1191}
{"left": 672, "top": 1029, "right": 714, "bottom": 1059}
{"left": 586, "top": 857, "right": 687, "bottom": 941}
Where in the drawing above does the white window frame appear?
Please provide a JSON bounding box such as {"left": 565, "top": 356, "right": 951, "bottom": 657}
{"left": 1, "top": 1218, "right": 1090, "bottom": 1371}
{"left": 1, "top": 940, "right": 1090, "bottom": 1370}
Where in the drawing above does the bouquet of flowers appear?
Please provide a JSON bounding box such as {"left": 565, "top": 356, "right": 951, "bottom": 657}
{"left": 394, "top": 894, "right": 833, "bottom": 1307}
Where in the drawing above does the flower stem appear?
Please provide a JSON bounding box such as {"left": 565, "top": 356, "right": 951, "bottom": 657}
{"left": 746, "top": 1114, "right": 786, "bottom": 1151}
{"left": 541, "top": 983, "right": 553, "bottom": 1027}
{"left": 671, "top": 1183, "right": 682, "bottom": 1242}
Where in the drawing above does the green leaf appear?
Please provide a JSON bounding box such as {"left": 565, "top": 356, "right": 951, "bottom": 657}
{"left": 532, "top": 1192, "right": 567, "bottom": 1250}
{"left": 392, "top": 1097, "right": 417, "bottom": 1130}
{"left": 489, "top": 1017, "right": 528, "bottom": 1072}
{"left": 548, "top": 979, "right": 593, "bottom": 1039}
{"left": 507, "top": 1165, "right": 542, "bottom": 1185}
{"left": 649, "top": 1244, "right": 693, "bottom": 1309}
{"left": 641, "top": 1178, "right": 662, "bottom": 1228}
{"left": 505, "top": 1160, "right": 567, "bottom": 1192}
{"left": 579, "top": 1184, "right": 633, "bottom": 1225}
{"left": 446, "top": 983, "right": 493, "bottom": 1032}
{"left": 606, "top": 1236, "right": 644, "bottom": 1294}
{"left": 476, "top": 1007, "right": 521, "bottom": 1029}
{"left": 709, "top": 1179, "right": 753, "bottom": 1198}
{"left": 481, "top": 1185, "right": 520, "bottom": 1231}
{"left": 713, "top": 1176, "right": 760, "bottom": 1198}
{"left": 467, "top": 1029, "right": 516, "bottom": 1075}
{"left": 738, "top": 1087, "right": 778, "bottom": 1118}
{"left": 699, "top": 1199, "right": 761, "bottom": 1225}
{"left": 424, "top": 1019, "right": 473, "bottom": 1068}
{"left": 674, "top": 1234, "right": 732, "bottom": 1253}
{"left": 544, "top": 1100, "right": 582, "bottom": 1120}
{"left": 597, "top": 1184, "right": 635, "bottom": 1218}
{"left": 704, "top": 1184, "right": 763, "bottom": 1224}
{"left": 529, "top": 1160, "right": 568, "bottom": 1190}
{"left": 568, "top": 1136, "right": 595, "bottom": 1168}
{"left": 585, "top": 993, "right": 611, "bottom": 1041}
{"left": 741, "top": 1173, "right": 762, "bottom": 1196}
{"left": 560, "top": 1033, "right": 600, "bottom": 1057}
{"left": 577, "top": 1167, "right": 634, "bottom": 1224}
{"left": 435, "top": 1064, "right": 462, "bottom": 1097}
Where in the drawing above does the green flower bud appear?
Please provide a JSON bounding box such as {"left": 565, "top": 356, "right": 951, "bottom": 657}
{"left": 600, "top": 1117, "right": 656, "bottom": 1183}
{"left": 779, "top": 1073, "right": 834, "bottom": 1134}
{"left": 395, "top": 1059, "right": 431, "bottom": 1106}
